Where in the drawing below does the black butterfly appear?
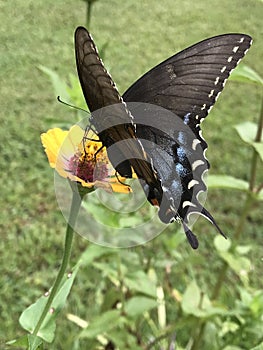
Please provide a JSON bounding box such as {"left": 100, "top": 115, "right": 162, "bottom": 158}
{"left": 75, "top": 26, "right": 252, "bottom": 249}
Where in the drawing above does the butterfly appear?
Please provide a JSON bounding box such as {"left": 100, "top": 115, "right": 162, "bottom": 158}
{"left": 75, "top": 26, "right": 252, "bottom": 249}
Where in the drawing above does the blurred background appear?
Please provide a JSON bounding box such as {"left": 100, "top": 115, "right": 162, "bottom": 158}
{"left": 0, "top": 0, "right": 262, "bottom": 349}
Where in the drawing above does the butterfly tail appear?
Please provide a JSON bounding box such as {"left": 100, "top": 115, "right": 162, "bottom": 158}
{"left": 182, "top": 221, "right": 199, "bottom": 249}
{"left": 201, "top": 207, "right": 227, "bottom": 239}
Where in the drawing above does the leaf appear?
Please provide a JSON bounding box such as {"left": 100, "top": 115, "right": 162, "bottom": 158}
{"left": 235, "top": 122, "right": 258, "bottom": 144}
{"left": 125, "top": 296, "right": 158, "bottom": 317}
{"left": 235, "top": 245, "right": 252, "bottom": 255}
{"left": 235, "top": 122, "right": 263, "bottom": 161}
{"left": 219, "top": 252, "right": 251, "bottom": 276}
{"left": 7, "top": 335, "right": 43, "bottom": 349}
{"left": 38, "top": 65, "right": 70, "bottom": 100}
{"left": 252, "top": 142, "right": 263, "bottom": 162}
{"left": 250, "top": 343, "right": 263, "bottom": 350}
{"left": 79, "top": 310, "right": 122, "bottom": 338}
{"left": 214, "top": 235, "right": 231, "bottom": 252}
{"left": 229, "top": 64, "right": 263, "bottom": 85}
{"left": 125, "top": 271, "right": 157, "bottom": 298}
{"left": 181, "top": 280, "right": 201, "bottom": 314}
{"left": 80, "top": 244, "right": 114, "bottom": 265}
{"left": 107, "top": 329, "right": 142, "bottom": 350}
{"left": 208, "top": 175, "right": 249, "bottom": 191}
{"left": 222, "top": 346, "right": 243, "bottom": 350}
{"left": 19, "top": 262, "right": 80, "bottom": 343}
{"left": 181, "top": 281, "right": 227, "bottom": 318}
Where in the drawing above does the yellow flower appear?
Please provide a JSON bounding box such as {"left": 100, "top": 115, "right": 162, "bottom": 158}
{"left": 41, "top": 126, "right": 131, "bottom": 193}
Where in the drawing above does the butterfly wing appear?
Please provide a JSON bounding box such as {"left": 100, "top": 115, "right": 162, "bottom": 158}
{"left": 75, "top": 27, "right": 163, "bottom": 194}
{"left": 123, "top": 34, "right": 252, "bottom": 123}
{"left": 75, "top": 27, "right": 123, "bottom": 112}
{"left": 123, "top": 34, "right": 252, "bottom": 241}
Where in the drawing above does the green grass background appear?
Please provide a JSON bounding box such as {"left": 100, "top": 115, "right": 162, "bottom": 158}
{"left": 0, "top": 0, "right": 262, "bottom": 347}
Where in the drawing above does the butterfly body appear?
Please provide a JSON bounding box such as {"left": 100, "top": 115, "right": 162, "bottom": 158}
{"left": 75, "top": 26, "right": 252, "bottom": 248}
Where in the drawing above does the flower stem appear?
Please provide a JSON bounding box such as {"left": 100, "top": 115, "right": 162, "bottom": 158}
{"left": 32, "top": 189, "right": 82, "bottom": 337}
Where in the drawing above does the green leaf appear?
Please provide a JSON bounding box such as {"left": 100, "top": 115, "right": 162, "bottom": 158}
{"left": 125, "top": 271, "right": 157, "bottom": 298}
{"left": 229, "top": 64, "right": 263, "bottom": 85}
{"left": 27, "top": 335, "right": 44, "bottom": 350}
{"left": 214, "top": 235, "right": 231, "bottom": 252}
{"left": 79, "top": 310, "right": 123, "bottom": 338}
{"left": 253, "top": 142, "right": 263, "bottom": 162}
{"left": 19, "top": 262, "right": 80, "bottom": 342}
{"left": 182, "top": 281, "right": 227, "bottom": 318}
{"left": 208, "top": 175, "right": 249, "bottom": 191}
{"left": 222, "top": 346, "right": 243, "bottom": 350}
{"left": 80, "top": 244, "right": 114, "bottom": 265}
{"left": 235, "top": 122, "right": 263, "bottom": 161}
{"left": 235, "top": 122, "right": 258, "bottom": 143}
{"left": 250, "top": 343, "right": 263, "bottom": 350}
{"left": 38, "top": 65, "right": 70, "bottom": 100}
{"left": 7, "top": 335, "right": 43, "bottom": 349}
{"left": 181, "top": 280, "right": 201, "bottom": 314}
{"left": 108, "top": 329, "right": 142, "bottom": 350}
{"left": 235, "top": 245, "right": 252, "bottom": 255}
{"left": 125, "top": 296, "right": 158, "bottom": 317}
{"left": 219, "top": 252, "right": 251, "bottom": 276}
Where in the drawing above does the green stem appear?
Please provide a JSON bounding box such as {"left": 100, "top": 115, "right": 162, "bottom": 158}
{"left": 32, "top": 189, "right": 82, "bottom": 337}
{"left": 86, "top": 0, "right": 95, "bottom": 29}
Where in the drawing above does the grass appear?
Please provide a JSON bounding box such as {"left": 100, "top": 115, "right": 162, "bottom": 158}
{"left": 0, "top": 0, "right": 262, "bottom": 348}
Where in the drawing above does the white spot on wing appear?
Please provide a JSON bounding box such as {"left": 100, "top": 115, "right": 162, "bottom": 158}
{"left": 201, "top": 104, "right": 206, "bottom": 110}
{"left": 221, "top": 66, "right": 226, "bottom": 73}
{"left": 188, "top": 179, "right": 199, "bottom": 189}
{"left": 182, "top": 201, "right": 197, "bottom": 209}
{"left": 239, "top": 37, "right": 244, "bottom": 43}
{"left": 208, "top": 89, "right": 214, "bottom": 98}
{"left": 214, "top": 77, "right": 220, "bottom": 85}
{"left": 192, "top": 159, "right": 205, "bottom": 171}
{"left": 192, "top": 139, "right": 201, "bottom": 150}
{"left": 233, "top": 46, "right": 239, "bottom": 53}
{"left": 228, "top": 56, "right": 233, "bottom": 63}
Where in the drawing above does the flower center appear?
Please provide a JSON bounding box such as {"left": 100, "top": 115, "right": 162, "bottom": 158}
{"left": 68, "top": 141, "right": 108, "bottom": 183}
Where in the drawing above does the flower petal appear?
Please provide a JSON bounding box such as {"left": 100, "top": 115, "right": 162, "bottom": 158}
{"left": 41, "top": 128, "right": 68, "bottom": 168}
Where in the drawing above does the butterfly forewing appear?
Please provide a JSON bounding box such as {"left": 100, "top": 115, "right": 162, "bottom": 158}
{"left": 75, "top": 27, "right": 122, "bottom": 112}
{"left": 75, "top": 27, "right": 163, "bottom": 195}
{"left": 123, "top": 34, "right": 252, "bottom": 125}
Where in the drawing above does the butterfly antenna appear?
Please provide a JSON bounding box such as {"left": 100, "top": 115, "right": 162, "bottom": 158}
{"left": 57, "top": 96, "right": 90, "bottom": 114}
